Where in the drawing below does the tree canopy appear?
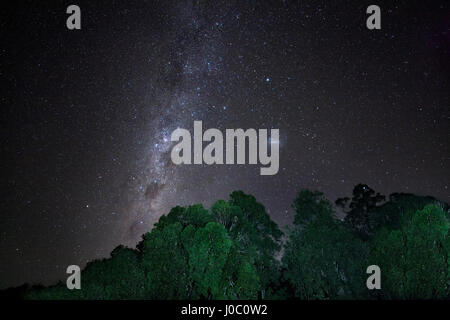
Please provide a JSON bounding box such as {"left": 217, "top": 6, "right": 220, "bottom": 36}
{"left": 22, "top": 187, "right": 449, "bottom": 300}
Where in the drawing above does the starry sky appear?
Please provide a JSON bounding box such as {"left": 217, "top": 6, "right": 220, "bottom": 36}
{"left": 1, "top": 0, "right": 449, "bottom": 289}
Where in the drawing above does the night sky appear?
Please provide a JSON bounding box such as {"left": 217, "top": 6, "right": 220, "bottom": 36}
{"left": 1, "top": 0, "right": 449, "bottom": 289}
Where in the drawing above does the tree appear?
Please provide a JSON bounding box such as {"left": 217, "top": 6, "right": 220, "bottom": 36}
{"left": 369, "top": 193, "right": 446, "bottom": 232}
{"left": 336, "top": 184, "right": 385, "bottom": 238}
{"left": 187, "top": 222, "right": 234, "bottom": 299}
{"left": 153, "top": 204, "right": 213, "bottom": 230}
{"left": 283, "top": 190, "right": 368, "bottom": 299}
{"left": 24, "top": 189, "right": 449, "bottom": 300}
{"left": 228, "top": 191, "right": 283, "bottom": 298}
{"left": 139, "top": 200, "right": 262, "bottom": 299}
{"left": 370, "top": 204, "right": 450, "bottom": 299}
{"left": 27, "top": 246, "right": 146, "bottom": 300}
{"left": 292, "top": 190, "right": 334, "bottom": 226}
{"left": 139, "top": 222, "right": 190, "bottom": 299}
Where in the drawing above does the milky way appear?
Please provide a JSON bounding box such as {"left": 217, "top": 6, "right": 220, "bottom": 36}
{"left": 1, "top": 1, "right": 449, "bottom": 288}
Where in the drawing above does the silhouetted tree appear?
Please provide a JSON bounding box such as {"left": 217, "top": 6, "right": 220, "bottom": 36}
{"left": 336, "top": 184, "right": 385, "bottom": 238}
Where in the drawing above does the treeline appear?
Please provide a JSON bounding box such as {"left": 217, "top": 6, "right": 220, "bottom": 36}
{"left": 24, "top": 185, "right": 450, "bottom": 299}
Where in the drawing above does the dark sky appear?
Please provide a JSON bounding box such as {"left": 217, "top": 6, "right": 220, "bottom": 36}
{"left": 1, "top": 0, "right": 449, "bottom": 289}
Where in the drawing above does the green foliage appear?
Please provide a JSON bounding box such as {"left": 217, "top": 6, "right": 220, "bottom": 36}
{"left": 234, "top": 260, "right": 261, "bottom": 299}
{"left": 292, "top": 190, "right": 334, "bottom": 226}
{"left": 24, "top": 188, "right": 450, "bottom": 300}
{"left": 27, "top": 246, "right": 146, "bottom": 300}
{"left": 140, "top": 222, "right": 190, "bottom": 299}
{"left": 371, "top": 204, "right": 450, "bottom": 299}
{"left": 369, "top": 193, "right": 446, "bottom": 233}
{"left": 283, "top": 190, "right": 368, "bottom": 299}
{"left": 228, "top": 191, "right": 283, "bottom": 298}
{"left": 188, "top": 222, "right": 233, "bottom": 298}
